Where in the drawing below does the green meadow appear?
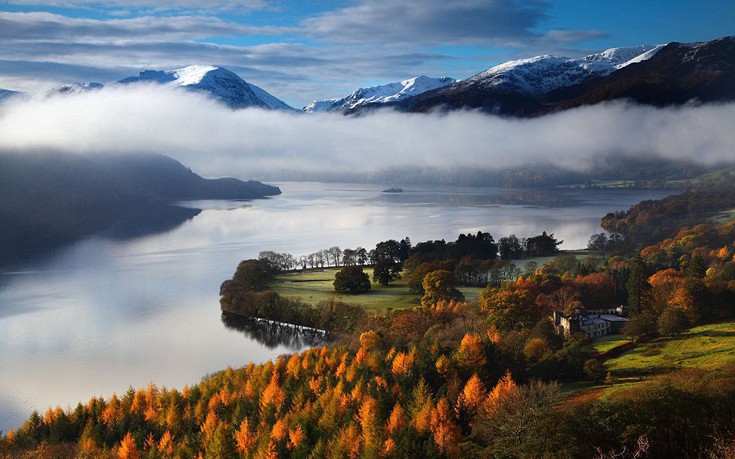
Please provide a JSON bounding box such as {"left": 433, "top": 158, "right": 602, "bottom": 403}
{"left": 592, "top": 334, "right": 631, "bottom": 354}
{"left": 565, "top": 321, "right": 735, "bottom": 401}
{"left": 273, "top": 267, "right": 485, "bottom": 315}
{"left": 605, "top": 321, "right": 735, "bottom": 376}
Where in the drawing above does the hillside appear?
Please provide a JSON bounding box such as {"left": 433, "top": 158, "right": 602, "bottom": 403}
{"left": 0, "top": 152, "right": 281, "bottom": 263}
{"left": 545, "top": 37, "right": 735, "bottom": 112}
{"left": 605, "top": 321, "right": 735, "bottom": 377}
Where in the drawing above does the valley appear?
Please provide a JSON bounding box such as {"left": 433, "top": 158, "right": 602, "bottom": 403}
{"left": 0, "top": 7, "right": 733, "bottom": 455}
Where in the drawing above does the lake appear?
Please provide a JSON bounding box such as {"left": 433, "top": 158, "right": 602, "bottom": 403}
{"left": 0, "top": 182, "right": 671, "bottom": 432}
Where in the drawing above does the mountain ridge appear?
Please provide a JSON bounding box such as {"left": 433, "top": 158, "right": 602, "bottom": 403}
{"left": 2, "top": 36, "right": 733, "bottom": 116}
{"left": 388, "top": 36, "right": 734, "bottom": 116}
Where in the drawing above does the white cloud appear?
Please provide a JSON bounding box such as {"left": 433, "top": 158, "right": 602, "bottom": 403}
{"left": 302, "top": 0, "right": 606, "bottom": 48}
{"left": 0, "top": 11, "right": 285, "bottom": 42}
{"left": 2, "top": 0, "right": 269, "bottom": 14}
{"left": 0, "top": 86, "right": 733, "bottom": 180}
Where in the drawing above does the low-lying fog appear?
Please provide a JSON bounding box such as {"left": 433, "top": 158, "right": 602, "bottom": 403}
{"left": 0, "top": 85, "right": 733, "bottom": 180}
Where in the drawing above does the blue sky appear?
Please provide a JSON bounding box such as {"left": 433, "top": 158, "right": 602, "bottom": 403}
{"left": 1, "top": 0, "right": 733, "bottom": 108}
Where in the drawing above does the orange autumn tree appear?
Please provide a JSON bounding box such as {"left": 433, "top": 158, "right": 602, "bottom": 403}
{"left": 430, "top": 397, "right": 462, "bottom": 457}
{"left": 386, "top": 403, "right": 407, "bottom": 436}
{"left": 454, "top": 333, "right": 487, "bottom": 376}
{"left": 356, "top": 396, "right": 380, "bottom": 453}
{"left": 118, "top": 432, "right": 140, "bottom": 459}
{"left": 455, "top": 373, "right": 487, "bottom": 431}
{"left": 287, "top": 424, "right": 305, "bottom": 450}
{"left": 485, "top": 370, "right": 518, "bottom": 413}
{"left": 260, "top": 372, "right": 286, "bottom": 415}
{"left": 235, "top": 418, "right": 256, "bottom": 456}
{"left": 391, "top": 348, "right": 417, "bottom": 377}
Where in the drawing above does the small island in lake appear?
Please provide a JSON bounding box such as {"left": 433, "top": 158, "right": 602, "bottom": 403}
{"left": 382, "top": 187, "right": 403, "bottom": 193}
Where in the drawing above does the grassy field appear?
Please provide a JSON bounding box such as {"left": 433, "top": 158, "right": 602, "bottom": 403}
{"left": 564, "top": 321, "right": 735, "bottom": 401}
{"left": 273, "top": 267, "right": 486, "bottom": 315}
{"left": 274, "top": 268, "right": 419, "bottom": 315}
{"left": 605, "top": 321, "right": 735, "bottom": 376}
{"left": 592, "top": 334, "right": 630, "bottom": 353}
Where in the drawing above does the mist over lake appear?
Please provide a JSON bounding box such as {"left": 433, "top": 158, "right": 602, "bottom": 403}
{"left": 0, "top": 182, "right": 671, "bottom": 432}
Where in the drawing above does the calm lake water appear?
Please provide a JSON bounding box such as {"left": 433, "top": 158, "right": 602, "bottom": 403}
{"left": 0, "top": 182, "right": 671, "bottom": 432}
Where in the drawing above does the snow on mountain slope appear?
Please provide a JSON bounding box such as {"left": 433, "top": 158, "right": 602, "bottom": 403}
{"left": 584, "top": 45, "right": 666, "bottom": 68}
{"left": 118, "top": 65, "right": 295, "bottom": 110}
{"left": 304, "top": 75, "right": 455, "bottom": 112}
{"left": 458, "top": 45, "right": 663, "bottom": 97}
{"left": 248, "top": 83, "right": 297, "bottom": 111}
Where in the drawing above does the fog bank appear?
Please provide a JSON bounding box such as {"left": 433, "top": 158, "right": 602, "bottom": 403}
{"left": 0, "top": 85, "right": 733, "bottom": 180}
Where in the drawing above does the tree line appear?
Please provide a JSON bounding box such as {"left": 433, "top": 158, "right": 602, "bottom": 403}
{"left": 258, "top": 230, "right": 563, "bottom": 274}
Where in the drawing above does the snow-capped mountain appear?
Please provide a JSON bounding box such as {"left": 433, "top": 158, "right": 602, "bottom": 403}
{"left": 118, "top": 65, "right": 295, "bottom": 110}
{"left": 384, "top": 36, "right": 734, "bottom": 116}
{"left": 2, "top": 36, "right": 733, "bottom": 116}
{"left": 543, "top": 37, "right": 735, "bottom": 111}
{"left": 304, "top": 75, "right": 455, "bottom": 112}
{"left": 459, "top": 45, "right": 663, "bottom": 97}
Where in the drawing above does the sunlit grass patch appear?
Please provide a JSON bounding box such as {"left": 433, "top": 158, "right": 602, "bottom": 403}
{"left": 274, "top": 268, "right": 420, "bottom": 313}
{"left": 274, "top": 267, "right": 485, "bottom": 314}
{"left": 593, "top": 334, "right": 630, "bottom": 354}
{"left": 606, "top": 321, "right": 735, "bottom": 377}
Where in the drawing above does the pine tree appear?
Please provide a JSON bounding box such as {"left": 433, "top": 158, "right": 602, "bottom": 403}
{"left": 627, "top": 255, "right": 651, "bottom": 314}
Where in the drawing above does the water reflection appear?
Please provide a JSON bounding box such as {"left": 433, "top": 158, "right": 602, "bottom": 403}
{"left": 1, "top": 204, "right": 202, "bottom": 269}
{"left": 103, "top": 205, "right": 201, "bottom": 240}
{"left": 221, "top": 312, "right": 328, "bottom": 350}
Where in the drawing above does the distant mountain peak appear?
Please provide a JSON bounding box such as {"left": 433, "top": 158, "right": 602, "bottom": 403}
{"left": 460, "top": 45, "right": 663, "bottom": 97}
{"left": 304, "top": 75, "right": 456, "bottom": 112}
{"left": 118, "top": 65, "right": 295, "bottom": 111}
{"left": 169, "top": 65, "right": 220, "bottom": 86}
{"left": 394, "top": 36, "right": 734, "bottom": 116}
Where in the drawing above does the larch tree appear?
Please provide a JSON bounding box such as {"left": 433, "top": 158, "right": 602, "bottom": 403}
{"left": 118, "top": 432, "right": 141, "bottom": 459}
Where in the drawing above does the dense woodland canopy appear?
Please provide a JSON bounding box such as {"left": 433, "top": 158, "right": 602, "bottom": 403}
{"left": 4, "top": 184, "right": 735, "bottom": 458}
